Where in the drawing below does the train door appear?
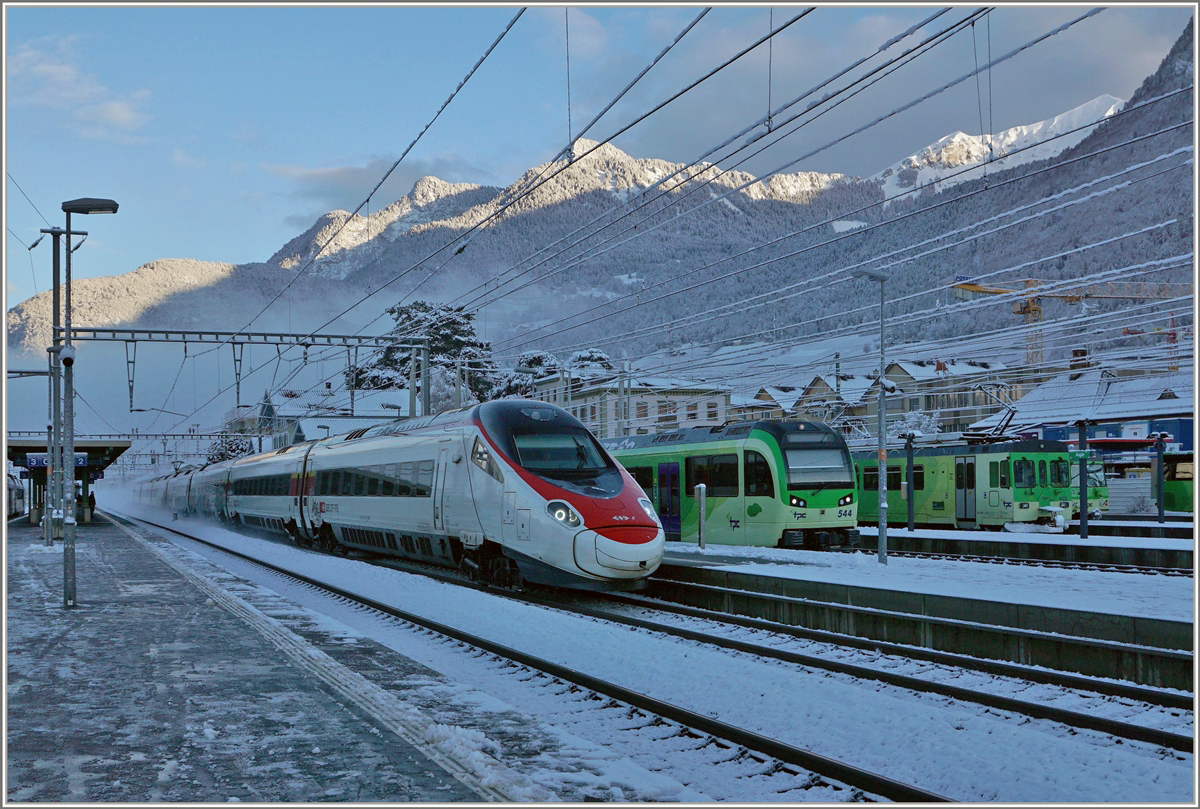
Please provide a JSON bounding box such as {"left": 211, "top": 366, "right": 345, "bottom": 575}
{"left": 955, "top": 456, "right": 976, "bottom": 527}
{"left": 434, "top": 447, "right": 449, "bottom": 532}
{"left": 657, "top": 462, "right": 681, "bottom": 541}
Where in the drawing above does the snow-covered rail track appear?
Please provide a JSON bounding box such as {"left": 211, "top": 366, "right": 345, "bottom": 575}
{"left": 109, "top": 511, "right": 948, "bottom": 802}
{"left": 648, "top": 567, "right": 1193, "bottom": 690}
{"left": 536, "top": 591, "right": 1192, "bottom": 752}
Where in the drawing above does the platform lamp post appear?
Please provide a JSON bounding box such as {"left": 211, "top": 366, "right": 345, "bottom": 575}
{"left": 59, "top": 197, "right": 119, "bottom": 609}
{"left": 851, "top": 268, "right": 891, "bottom": 564}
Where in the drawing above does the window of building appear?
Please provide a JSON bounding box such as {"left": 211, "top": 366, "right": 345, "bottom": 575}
{"left": 707, "top": 401, "right": 719, "bottom": 420}
{"left": 637, "top": 402, "right": 649, "bottom": 420}
{"left": 686, "top": 402, "right": 699, "bottom": 420}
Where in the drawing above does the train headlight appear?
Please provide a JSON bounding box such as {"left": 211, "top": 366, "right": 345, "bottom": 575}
{"left": 789, "top": 495, "right": 807, "bottom": 508}
{"left": 838, "top": 493, "right": 854, "bottom": 507}
{"left": 547, "top": 500, "right": 582, "bottom": 529}
{"left": 638, "top": 498, "right": 659, "bottom": 522}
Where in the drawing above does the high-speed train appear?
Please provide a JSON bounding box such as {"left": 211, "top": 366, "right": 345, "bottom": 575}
{"left": 134, "top": 400, "right": 665, "bottom": 591}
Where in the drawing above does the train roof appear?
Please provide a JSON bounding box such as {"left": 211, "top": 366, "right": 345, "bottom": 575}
{"left": 603, "top": 419, "right": 845, "bottom": 452}
{"left": 850, "top": 438, "right": 1070, "bottom": 459}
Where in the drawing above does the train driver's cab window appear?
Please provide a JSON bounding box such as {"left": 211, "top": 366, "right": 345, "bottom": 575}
{"left": 1013, "top": 459, "right": 1035, "bottom": 489}
{"left": 744, "top": 450, "right": 774, "bottom": 498}
{"left": 1167, "top": 461, "right": 1193, "bottom": 481}
{"left": 1050, "top": 459, "right": 1071, "bottom": 487}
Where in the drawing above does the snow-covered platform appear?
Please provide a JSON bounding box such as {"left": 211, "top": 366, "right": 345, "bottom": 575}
{"left": 847, "top": 522, "right": 1193, "bottom": 568}
{"left": 661, "top": 541, "right": 1192, "bottom": 623}
{"left": 5, "top": 516, "right": 482, "bottom": 803}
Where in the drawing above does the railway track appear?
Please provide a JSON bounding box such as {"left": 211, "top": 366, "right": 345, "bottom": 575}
{"left": 107, "top": 510, "right": 950, "bottom": 802}
{"left": 112, "top": 511, "right": 1192, "bottom": 787}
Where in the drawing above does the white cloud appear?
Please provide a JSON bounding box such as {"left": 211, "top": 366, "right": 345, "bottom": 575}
{"left": 171, "top": 148, "right": 206, "bottom": 169}
{"left": 7, "top": 37, "right": 152, "bottom": 141}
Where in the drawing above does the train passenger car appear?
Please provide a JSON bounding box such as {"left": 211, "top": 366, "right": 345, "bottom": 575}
{"left": 603, "top": 420, "right": 860, "bottom": 550}
{"left": 7, "top": 471, "right": 27, "bottom": 519}
{"left": 133, "top": 400, "right": 664, "bottom": 592}
{"left": 1163, "top": 453, "right": 1194, "bottom": 512}
{"left": 851, "top": 438, "right": 1079, "bottom": 530}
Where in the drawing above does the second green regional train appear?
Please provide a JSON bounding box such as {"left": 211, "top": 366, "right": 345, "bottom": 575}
{"left": 851, "top": 438, "right": 1107, "bottom": 530}
{"left": 603, "top": 420, "right": 861, "bottom": 550}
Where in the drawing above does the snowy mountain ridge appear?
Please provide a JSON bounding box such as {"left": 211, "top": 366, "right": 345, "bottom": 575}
{"left": 6, "top": 18, "right": 1192, "bottom": 366}
{"left": 872, "top": 94, "right": 1125, "bottom": 199}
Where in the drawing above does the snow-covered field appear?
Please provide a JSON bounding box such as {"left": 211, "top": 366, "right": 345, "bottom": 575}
{"left": 95, "top": 484, "right": 1195, "bottom": 803}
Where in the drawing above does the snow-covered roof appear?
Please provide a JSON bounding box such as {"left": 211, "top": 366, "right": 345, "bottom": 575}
{"left": 970, "top": 366, "right": 1194, "bottom": 429}
{"left": 888, "top": 359, "right": 1006, "bottom": 382}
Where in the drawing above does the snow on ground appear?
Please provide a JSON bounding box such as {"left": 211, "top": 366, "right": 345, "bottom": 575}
{"left": 664, "top": 538, "right": 1195, "bottom": 622}
{"left": 97, "top": 485, "right": 1194, "bottom": 803}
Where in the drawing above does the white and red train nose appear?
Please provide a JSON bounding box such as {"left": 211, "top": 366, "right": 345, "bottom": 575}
{"left": 573, "top": 524, "right": 663, "bottom": 578}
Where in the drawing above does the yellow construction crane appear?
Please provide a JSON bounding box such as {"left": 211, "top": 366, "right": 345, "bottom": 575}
{"left": 950, "top": 278, "right": 1192, "bottom": 368}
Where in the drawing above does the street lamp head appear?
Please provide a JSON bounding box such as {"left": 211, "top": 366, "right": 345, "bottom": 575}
{"left": 61, "top": 198, "right": 119, "bottom": 215}
{"left": 850, "top": 268, "right": 891, "bottom": 282}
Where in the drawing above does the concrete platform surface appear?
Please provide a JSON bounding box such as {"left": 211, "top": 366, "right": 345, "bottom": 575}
{"left": 5, "top": 516, "right": 481, "bottom": 803}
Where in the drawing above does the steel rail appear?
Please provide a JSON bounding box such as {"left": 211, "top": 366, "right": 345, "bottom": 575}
{"left": 525, "top": 592, "right": 1192, "bottom": 752}
{"left": 598, "top": 589, "right": 1193, "bottom": 710}
{"left": 108, "top": 511, "right": 950, "bottom": 803}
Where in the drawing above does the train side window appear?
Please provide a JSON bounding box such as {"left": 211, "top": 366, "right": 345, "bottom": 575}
{"left": 1038, "top": 460, "right": 1048, "bottom": 487}
{"left": 913, "top": 465, "right": 924, "bottom": 490}
{"left": 1000, "top": 461, "right": 1010, "bottom": 488}
{"left": 989, "top": 461, "right": 999, "bottom": 488}
{"left": 886, "top": 466, "right": 901, "bottom": 491}
{"left": 415, "top": 461, "right": 434, "bottom": 496}
{"left": 863, "top": 467, "right": 879, "bottom": 490}
{"left": 966, "top": 463, "right": 975, "bottom": 489}
{"left": 353, "top": 473, "right": 365, "bottom": 496}
{"left": 709, "top": 454, "right": 738, "bottom": 497}
{"left": 1013, "top": 459, "right": 1035, "bottom": 488}
{"left": 627, "top": 466, "right": 655, "bottom": 495}
{"left": 955, "top": 464, "right": 964, "bottom": 490}
{"left": 382, "top": 464, "right": 395, "bottom": 496}
{"left": 319, "top": 471, "right": 329, "bottom": 496}
{"left": 397, "top": 462, "right": 414, "bottom": 496}
{"left": 744, "top": 451, "right": 774, "bottom": 498}
{"left": 367, "top": 466, "right": 380, "bottom": 496}
{"left": 685, "top": 456, "right": 708, "bottom": 497}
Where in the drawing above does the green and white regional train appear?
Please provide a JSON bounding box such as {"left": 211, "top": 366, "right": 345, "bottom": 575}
{"left": 851, "top": 437, "right": 1107, "bottom": 530}
{"left": 602, "top": 420, "right": 861, "bottom": 550}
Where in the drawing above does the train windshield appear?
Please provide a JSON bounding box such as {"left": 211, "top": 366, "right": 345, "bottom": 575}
{"left": 785, "top": 448, "right": 855, "bottom": 488}
{"left": 478, "top": 401, "right": 622, "bottom": 495}
{"left": 512, "top": 431, "right": 609, "bottom": 473}
{"left": 778, "top": 432, "right": 854, "bottom": 488}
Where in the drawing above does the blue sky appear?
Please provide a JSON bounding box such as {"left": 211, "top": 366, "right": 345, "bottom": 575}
{"left": 5, "top": 4, "right": 1194, "bottom": 308}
